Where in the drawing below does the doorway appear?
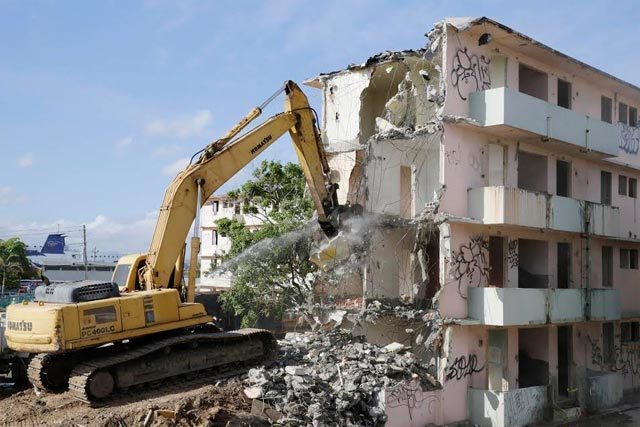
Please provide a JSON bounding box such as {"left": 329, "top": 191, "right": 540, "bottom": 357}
{"left": 489, "top": 236, "right": 505, "bottom": 287}
{"left": 519, "top": 64, "right": 548, "bottom": 101}
{"left": 557, "top": 242, "right": 571, "bottom": 289}
{"left": 518, "top": 151, "right": 548, "bottom": 193}
{"left": 557, "top": 325, "right": 572, "bottom": 397}
{"left": 556, "top": 160, "right": 571, "bottom": 197}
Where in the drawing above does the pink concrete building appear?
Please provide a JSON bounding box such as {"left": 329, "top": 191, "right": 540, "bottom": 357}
{"left": 306, "top": 17, "right": 640, "bottom": 426}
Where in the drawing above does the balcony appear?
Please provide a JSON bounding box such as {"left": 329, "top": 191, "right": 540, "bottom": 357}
{"left": 468, "top": 287, "right": 620, "bottom": 326}
{"left": 588, "top": 288, "right": 621, "bottom": 320}
{"left": 469, "top": 87, "right": 618, "bottom": 157}
{"left": 467, "top": 187, "right": 546, "bottom": 229}
{"left": 468, "top": 186, "right": 621, "bottom": 238}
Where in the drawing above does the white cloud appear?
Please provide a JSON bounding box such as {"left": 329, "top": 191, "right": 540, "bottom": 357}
{"left": 162, "top": 157, "right": 189, "bottom": 176}
{"left": 7, "top": 211, "right": 159, "bottom": 253}
{"left": 145, "top": 110, "right": 213, "bottom": 139}
{"left": 152, "top": 144, "right": 182, "bottom": 157}
{"left": 17, "top": 153, "right": 35, "bottom": 168}
{"left": 0, "top": 186, "right": 28, "bottom": 205}
{"left": 114, "top": 136, "right": 133, "bottom": 151}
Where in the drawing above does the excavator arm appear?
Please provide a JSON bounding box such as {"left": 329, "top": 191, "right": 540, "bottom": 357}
{"left": 4, "top": 81, "right": 354, "bottom": 401}
{"left": 143, "top": 81, "right": 344, "bottom": 290}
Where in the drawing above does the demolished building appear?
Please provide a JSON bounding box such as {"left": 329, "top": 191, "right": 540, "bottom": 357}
{"left": 303, "top": 17, "right": 640, "bottom": 426}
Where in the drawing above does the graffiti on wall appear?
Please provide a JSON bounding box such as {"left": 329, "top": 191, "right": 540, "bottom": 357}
{"left": 507, "top": 239, "right": 519, "bottom": 269}
{"left": 445, "top": 353, "right": 484, "bottom": 381}
{"left": 451, "top": 47, "right": 491, "bottom": 101}
{"left": 450, "top": 236, "right": 489, "bottom": 298}
{"left": 387, "top": 381, "right": 439, "bottom": 420}
{"left": 503, "top": 387, "right": 546, "bottom": 427}
{"left": 588, "top": 336, "right": 640, "bottom": 377}
{"left": 618, "top": 123, "right": 640, "bottom": 155}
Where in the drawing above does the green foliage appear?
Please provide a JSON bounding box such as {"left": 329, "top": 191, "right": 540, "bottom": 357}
{"left": 0, "top": 237, "right": 35, "bottom": 292}
{"left": 216, "top": 161, "right": 316, "bottom": 327}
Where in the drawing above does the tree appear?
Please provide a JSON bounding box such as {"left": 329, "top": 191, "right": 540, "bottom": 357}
{"left": 0, "top": 238, "right": 33, "bottom": 293}
{"left": 214, "top": 161, "right": 317, "bottom": 327}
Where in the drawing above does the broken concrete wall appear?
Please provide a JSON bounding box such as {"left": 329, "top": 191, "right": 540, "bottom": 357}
{"left": 307, "top": 43, "right": 448, "bottom": 309}
{"left": 314, "top": 48, "right": 445, "bottom": 210}
{"left": 366, "top": 135, "right": 441, "bottom": 218}
{"left": 317, "top": 52, "right": 438, "bottom": 146}
{"left": 320, "top": 69, "right": 372, "bottom": 150}
{"left": 302, "top": 19, "right": 492, "bottom": 426}
{"left": 364, "top": 227, "right": 416, "bottom": 301}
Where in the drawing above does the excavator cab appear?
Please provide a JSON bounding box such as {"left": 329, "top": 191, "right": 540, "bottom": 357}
{"left": 112, "top": 254, "right": 147, "bottom": 292}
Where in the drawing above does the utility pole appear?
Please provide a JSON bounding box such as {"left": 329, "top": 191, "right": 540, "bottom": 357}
{"left": 82, "top": 225, "right": 88, "bottom": 280}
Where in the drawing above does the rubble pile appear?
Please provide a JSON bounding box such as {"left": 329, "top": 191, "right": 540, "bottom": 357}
{"left": 245, "top": 329, "right": 431, "bottom": 426}
{"left": 359, "top": 299, "right": 434, "bottom": 322}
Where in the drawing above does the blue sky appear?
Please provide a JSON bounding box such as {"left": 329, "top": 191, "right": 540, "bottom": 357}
{"left": 1, "top": 0, "right": 638, "bottom": 252}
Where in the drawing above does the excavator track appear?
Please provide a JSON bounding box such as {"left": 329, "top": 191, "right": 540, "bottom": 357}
{"left": 28, "top": 353, "right": 76, "bottom": 392}
{"left": 65, "top": 328, "right": 276, "bottom": 402}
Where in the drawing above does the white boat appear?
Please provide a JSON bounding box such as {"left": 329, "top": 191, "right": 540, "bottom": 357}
{"left": 27, "top": 234, "right": 122, "bottom": 282}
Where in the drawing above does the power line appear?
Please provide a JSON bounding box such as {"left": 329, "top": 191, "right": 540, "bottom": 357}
{"left": 0, "top": 227, "right": 83, "bottom": 237}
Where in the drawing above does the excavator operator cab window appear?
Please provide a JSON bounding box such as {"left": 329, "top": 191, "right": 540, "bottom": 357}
{"left": 112, "top": 259, "right": 146, "bottom": 291}
{"left": 112, "top": 264, "right": 131, "bottom": 288}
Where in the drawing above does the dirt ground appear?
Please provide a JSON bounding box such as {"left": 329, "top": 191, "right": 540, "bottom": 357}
{"left": 0, "top": 377, "right": 266, "bottom": 427}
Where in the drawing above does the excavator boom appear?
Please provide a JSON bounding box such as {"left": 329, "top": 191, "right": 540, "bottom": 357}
{"left": 144, "top": 81, "right": 339, "bottom": 290}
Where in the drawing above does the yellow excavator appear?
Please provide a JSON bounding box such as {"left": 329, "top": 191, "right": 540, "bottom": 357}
{"left": 5, "top": 81, "right": 357, "bottom": 401}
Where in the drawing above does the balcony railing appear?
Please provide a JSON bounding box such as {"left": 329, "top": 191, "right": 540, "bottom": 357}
{"left": 468, "top": 287, "right": 620, "bottom": 326}
{"left": 467, "top": 186, "right": 621, "bottom": 238}
{"left": 469, "top": 87, "right": 618, "bottom": 157}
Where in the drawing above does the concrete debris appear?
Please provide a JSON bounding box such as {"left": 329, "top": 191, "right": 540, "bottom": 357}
{"left": 251, "top": 399, "right": 283, "bottom": 422}
{"left": 244, "top": 386, "right": 263, "bottom": 399}
{"left": 359, "top": 299, "right": 438, "bottom": 323}
{"left": 328, "top": 309, "right": 347, "bottom": 326}
{"left": 315, "top": 50, "right": 426, "bottom": 79}
{"left": 244, "top": 329, "right": 433, "bottom": 426}
{"left": 383, "top": 342, "right": 406, "bottom": 353}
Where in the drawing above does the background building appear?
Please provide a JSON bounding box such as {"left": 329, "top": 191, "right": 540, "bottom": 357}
{"left": 306, "top": 16, "right": 640, "bottom": 426}
{"left": 198, "top": 194, "right": 263, "bottom": 292}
